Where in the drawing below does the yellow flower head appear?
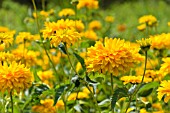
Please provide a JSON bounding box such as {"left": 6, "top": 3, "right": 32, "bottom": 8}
{"left": 16, "top": 32, "right": 33, "bottom": 44}
{"left": 120, "top": 75, "right": 152, "bottom": 84}
{"left": 58, "top": 8, "right": 75, "bottom": 17}
{"left": 85, "top": 38, "right": 143, "bottom": 75}
{"left": 32, "top": 99, "right": 56, "bottom": 113}
{"left": 160, "top": 57, "right": 170, "bottom": 74}
{"left": 168, "top": 22, "right": 170, "bottom": 26}
{"left": 157, "top": 80, "right": 170, "bottom": 103}
{"left": 77, "top": 0, "right": 99, "bottom": 9}
{"left": 0, "top": 32, "right": 14, "bottom": 47}
{"left": 40, "top": 10, "right": 49, "bottom": 17}
{"left": 137, "top": 24, "right": 146, "bottom": 31}
{"left": 89, "top": 20, "right": 101, "bottom": 30}
{"left": 0, "top": 26, "right": 9, "bottom": 32}
{"left": 136, "top": 38, "right": 151, "bottom": 51}
{"left": 0, "top": 61, "right": 33, "bottom": 93}
{"left": 0, "top": 52, "right": 15, "bottom": 63}
{"left": 83, "top": 30, "right": 98, "bottom": 40}
{"left": 67, "top": 92, "right": 89, "bottom": 101}
{"left": 75, "top": 20, "right": 85, "bottom": 32}
{"left": 41, "top": 19, "right": 81, "bottom": 46}
{"left": 139, "top": 15, "right": 157, "bottom": 27}
{"left": 105, "top": 16, "right": 114, "bottom": 23}
{"left": 150, "top": 33, "right": 170, "bottom": 49}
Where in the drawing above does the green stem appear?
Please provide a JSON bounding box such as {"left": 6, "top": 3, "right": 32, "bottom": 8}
{"left": 32, "top": 0, "right": 59, "bottom": 83}
{"left": 110, "top": 73, "right": 113, "bottom": 94}
{"left": 85, "top": 84, "right": 101, "bottom": 113}
{"left": 10, "top": 91, "right": 13, "bottom": 113}
{"left": 42, "top": 0, "right": 45, "bottom": 10}
{"left": 125, "top": 51, "right": 148, "bottom": 113}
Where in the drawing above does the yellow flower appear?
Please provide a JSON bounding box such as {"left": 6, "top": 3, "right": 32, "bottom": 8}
{"left": 67, "top": 92, "right": 89, "bottom": 101}
{"left": 0, "top": 61, "right": 33, "bottom": 93}
{"left": 139, "top": 15, "right": 157, "bottom": 27}
{"left": 75, "top": 20, "right": 85, "bottom": 32}
{"left": 157, "top": 80, "right": 170, "bottom": 103}
{"left": 117, "top": 24, "right": 126, "bottom": 32}
{"left": 32, "top": 99, "right": 56, "bottom": 113}
{"left": 40, "top": 10, "right": 49, "bottom": 17}
{"left": 0, "top": 26, "right": 9, "bottom": 32}
{"left": 56, "top": 100, "right": 64, "bottom": 109}
{"left": 120, "top": 75, "right": 152, "bottom": 84}
{"left": 0, "top": 32, "right": 14, "bottom": 47}
{"left": 85, "top": 38, "right": 143, "bottom": 75}
{"left": 140, "top": 108, "right": 148, "bottom": 113}
{"left": 105, "top": 16, "right": 114, "bottom": 23}
{"left": 168, "top": 22, "right": 170, "bottom": 26}
{"left": 77, "top": 0, "right": 99, "bottom": 9}
{"left": 0, "top": 52, "right": 15, "bottom": 63}
{"left": 137, "top": 24, "right": 146, "bottom": 31}
{"left": 160, "top": 57, "right": 170, "bottom": 74}
{"left": 150, "top": 33, "right": 170, "bottom": 49}
{"left": 136, "top": 38, "right": 151, "bottom": 51}
{"left": 37, "top": 70, "right": 55, "bottom": 87}
{"left": 58, "top": 8, "right": 75, "bottom": 17}
{"left": 83, "top": 30, "right": 98, "bottom": 40}
{"left": 16, "top": 32, "right": 33, "bottom": 44}
{"left": 89, "top": 20, "right": 101, "bottom": 30}
{"left": 50, "top": 28, "right": 81, "bottom": 46}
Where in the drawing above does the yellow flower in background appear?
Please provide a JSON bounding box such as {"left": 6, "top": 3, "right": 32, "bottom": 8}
{"left": 75, "top": 20, "right": 85, "bottom": 32}
{"left": 139, "top": 15, "right": 157, "bottom": 27}
{"left": 58, "top": 8, "right": 75, "bottom": 17}
{"left": 160, "top": 57, "right": 170, "bottom": 74}
{"left": 40, "top": 10, "right": 49, "bottom": 17}
{"left": 105, "top": 16, "right": 114, "bottom": 23}
{"left": 136, "top": 38, "right": 151, "bottom": 51}
{"left": 37, "top": 70, "right": 55, "bottom": 87}
{"left": 50, "top": 28, "right": 81, "bottom": 46}
{"left": 137, "top": 24, "right": 146, "bottom": 31}
{"left": 157, "top": 80, "right": 170, "bottom": 103}
{"left": 32, "top": 99, "right": 56, "bottom": 113}
{"left": 117, "top": 24, "right": 126, "bottom": 32}
{"left": 0, "top": 61, "right": 33, "bottom": 93}
{"left": 89, "top": 20, "right": 101, "bottom": 30}
{"left": 120, "top": 75, "right": 152, "bottom": 84}
{"left": 140, "top": 108, "right": 148, "bottom": 113}
{"left": 0, "top": 26, "right": 9, "bottom": 32}
{"left": 16, "top": 32, "right": 33, "bottom": 44}
{"left": 0, "top": 32, "right": 14, "bottom": 47}
{"left": 56, "top": 100, "right": 64, "bottom": 109}
{"left": 67, "top": 92, "right": 89, "bottom": 101}
{"left": 168, "top": 22, "right": 170, "bottom": 26}
{"left": 0, "top": 52, "right": 14, "bottom": 63}
{"left": 150, "top": 33, "right": 170, "bottom": 49}
{"left": 85, "top": 38, "right": 143, "bottom": 75}
{"left": 77, "top": 0, "right": 99, "bottom": 9}
{"left": 83, "top": 30, "right": 98, "bottom": 40}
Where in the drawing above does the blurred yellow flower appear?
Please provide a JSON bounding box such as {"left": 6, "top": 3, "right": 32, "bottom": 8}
{"left": 0, "top": 32, "right": 14, "bottom": 47}
{"left": 150, "top": 33, "right": 170, "bottom": 49}
{"left": 83, "top": 30, "right": 98, "bottom": 40}
{"left": 58, "top": 8, "right": 75, "bottom": 17}
{"left": 0, "top": 61, "right": 33, "bottom": 93}
{"left": 117, "top": 24, "right": 126, "bottom": 32}
{"left": 139, "top": 15, "right": 157, "bottom": 27}
{"left": 140, "top": 108, "right": 148, "bottom": 113}
{"left": 67, "top": 92, "right": 89, "bottom": 101}
{"left": 77, "top": 0, "right": 99, "bottom": 9}
{"left": 157, "top": 80, "right": 170, "bottom": 103}
{"left": 56, "top": 100, "right": 64, "bottom": 109}
{"left": 105, "top": 16, "right": 114, "bottom": 23}
{"left": 160, "top": 57, "right": 170, "bottom": 74}
{"left": 75, "top": 20, "right": 85, "bottom": 32}
{"left": 89, "top": 20, "right": 101, "bottom": 30}
{"left": 137, "top": 24, "right": 146, "bottom": 31}
{"left": 0, "top": 26, "right": 9, "bottom": 32}
{"left": 85, "top": 38, "right": 143, "bottom": 75}
{"left": 136, "top": 38, "right": 151, "bottom": 51}
{"left": 168, "top": 22, "right": 170, "bottom": 26}
{"left": 16, "top": 32, "right": 33, "bottom": 44}
{"left": 0, "top": 52, "right": 14, "bottom": 63}
{"left": 120, "top": 75, "right": 152, "bottom": 84}
{"left": 32, "top": 99, "right": 56, "bottom": 113}
{"left": 40, "top": 10, "right": 49, "bottom": 17}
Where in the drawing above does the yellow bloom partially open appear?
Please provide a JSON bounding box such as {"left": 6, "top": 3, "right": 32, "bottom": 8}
{"left": 77, "top": 0, "right": 99, "bottom": 9}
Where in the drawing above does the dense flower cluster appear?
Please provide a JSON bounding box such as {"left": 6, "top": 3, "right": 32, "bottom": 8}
{"left": 0, "top": 62, "right": 33, "bottom": 93}
{"left": 85, "top": 38, "right": 143, "bottom": 75}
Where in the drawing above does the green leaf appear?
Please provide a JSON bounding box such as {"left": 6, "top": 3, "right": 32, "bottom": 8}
{"left": 58, "top": 43, "right": 67, "bottom": 54}
{"left": 138, "top": 81, "right": 159, "bottom": 97}
{"left": 73, "top": 52, "right": 86, "bottom": 71}
{"left": 54, "top": 85, "right": 69, "bottom": 106}
{"left": 86, "top": 75, "right": 97, "bottom": 84}
{"left": 111, "top": 87, "right": 128, "bottom": 110}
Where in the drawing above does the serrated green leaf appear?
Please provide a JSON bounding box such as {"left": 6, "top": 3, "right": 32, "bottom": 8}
{"left": 138, "top": 81, "right": 159, "bottom": 97}
{"left": 111, "top": 87, "right": 128, "bottom": 110}
{"left": 73, "top": 52, "right": 86, "bottom": 71}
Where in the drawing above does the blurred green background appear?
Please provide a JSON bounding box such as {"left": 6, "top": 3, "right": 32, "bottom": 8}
{"left": 0, "top": 0, "right": 170, "bottom": 40}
